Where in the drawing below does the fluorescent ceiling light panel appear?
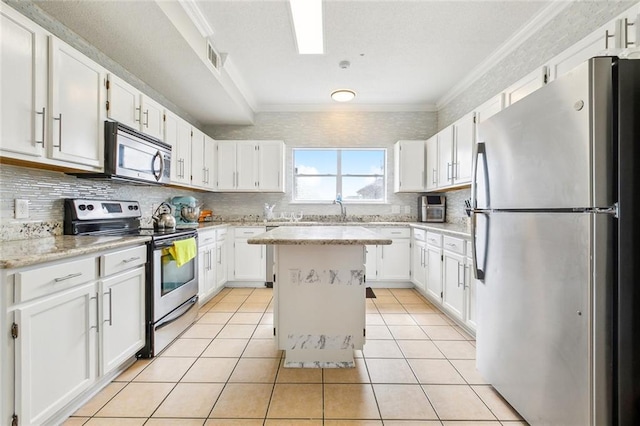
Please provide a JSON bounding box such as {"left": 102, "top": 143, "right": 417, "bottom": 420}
{"left": 289, "top": 0, "right": 324, "bottom": 54}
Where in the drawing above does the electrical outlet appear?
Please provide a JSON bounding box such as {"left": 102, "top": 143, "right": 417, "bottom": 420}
{"left": 15, "top": 199, "right": 29, "bottom": 219}
{"left": 404, "top": 205, "right": 411, "bottom": 214}
{"left": 391, "top": 205, "right": 400, "bottom": 214}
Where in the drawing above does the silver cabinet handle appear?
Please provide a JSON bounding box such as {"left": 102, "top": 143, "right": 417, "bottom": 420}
{"left": 104, "top": 288, "right": 113, "bottom": 326}
{"left": 143, "top": 109, "right": 149, "bottom": 127}
{"left": 135, "top": 106, "right": 141, "bottom": 123}
{"left": 217, "top": 246, "right": 222, "bottom": 264}
{"left": 457, "top": 262, "right": 464, "bottom": 288}
{"left": 52, "top": 113, "right": 62, "bottom": 149}
{"left": 424, "top": 248, "right": 428, "bottom": 267}
{"left": 209, "top": 250, "right": 214, "bottom": 271}
{"left": 391, "top": 231, "right": 402, "bottom": 235}
{"left": 447, "top": 162, "right": 452, "bottom": 180}
{"left": 54, "top": 272, "right": 81, "bottom": 282}
{"left": 90, "top": 294, "right": 99, "bottom": 331}
{"left": 464, "top": 265, "right": 470, "bottom": 289}
{"left": 432, "top": 169, "right": 437, "bottom": 184}
{"left": 122, "top": 256, "right": 141, "bottom": 264}
{"left": 624, "top": 18, "right": 635, "bottom": 48}
{"left": 35, "top": 107, "right": 45, "bottom": 146}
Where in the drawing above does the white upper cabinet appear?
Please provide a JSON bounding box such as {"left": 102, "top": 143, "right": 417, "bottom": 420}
{"left": 257, "top": 140, "right": 285, "bottom": 192}
{"left": 393, "top": 140, "right": 426, "bottom": 193}
{"left": 475, "top": 93, "right": 504, "bottom": 142}
{"left": 216, "top": 140, "right": 285, "bottom": 192}
{"left": 504, "top": 66, "right": 548, "bottom": 107}
{"left": 436, "top": 126, "right": 454, "bottom": 189}
{"left": 106, "top": 74, "right": 164, "bottom": 140}
{"left": 452, "top": 112, "right": 475, "bottom": 186}
{"left": 165, "top": 110, "right": 192, "bottom": 186}
{"left": 425, "top": 135, "right": 439, "bottom": 191}
{"left": 1, "top": 5, "right": 48, "bottom": 159}
{"left": 49, "top": 37, "right": 105, "bottom": 169}
{"left": 191, "top": 128, "right": 216, "bottom": 190}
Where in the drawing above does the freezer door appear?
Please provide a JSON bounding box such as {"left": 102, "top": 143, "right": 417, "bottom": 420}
{"left": 476, "top": 57, "right": 613, "bottom": 209}
{"left": 476, "top": 211, "right": 611, "bottom": 426}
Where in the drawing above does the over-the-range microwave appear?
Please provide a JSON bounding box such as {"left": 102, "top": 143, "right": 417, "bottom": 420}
{"left": 69, "top": 121, "right": 171, "bottom": 185}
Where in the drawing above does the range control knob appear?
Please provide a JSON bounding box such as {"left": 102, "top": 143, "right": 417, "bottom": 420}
{"left": 79, "top": 205, "right": 86, "bottom": 211}
{"left": 87, "top": 204, "right": 94, "bottom": 211}
{"left": 128, "top": 205, "right": 134, "bottom": 210}
{"left": 134, "top": 205, "right": 139, "bottom": 210}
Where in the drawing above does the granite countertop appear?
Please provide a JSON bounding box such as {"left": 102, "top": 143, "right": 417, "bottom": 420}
{"left": 0, "top": 235, "right": 151, "bottom": 269}
{"left": 409, "top": 222, "right": 471, "bottom": 238}
{"left": 247, "top": 226, "right": 393, "bottom": 245}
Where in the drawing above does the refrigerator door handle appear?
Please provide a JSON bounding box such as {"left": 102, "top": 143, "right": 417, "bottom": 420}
{"left": 471, "top": 142, "right": 488, "bottom": 281}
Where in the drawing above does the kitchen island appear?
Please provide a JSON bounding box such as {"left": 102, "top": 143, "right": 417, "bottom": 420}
{"left": 248, "top": 226, "right": 391, "bottom": 368}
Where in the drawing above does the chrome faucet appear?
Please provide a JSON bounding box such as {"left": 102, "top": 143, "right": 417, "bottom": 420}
{"left": 333, "top": 194, "right": 347, "bottom": 221}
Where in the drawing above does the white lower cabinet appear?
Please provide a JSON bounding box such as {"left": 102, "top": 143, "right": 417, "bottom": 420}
{"left": 14, "top": 282, "right": 98, "bottom": 425}
{"left": 411, "top": 228, "right": 476, "bottom": 334}
{"left": 5, "top": 244, "right": 147, "bottom": 425}
{"left": 215, "top": 228, "right": 228, "bottom": 288}
{"left": 100, "top": 266, "right": 145, "bottom": 376}
{"left": 363, "top": 227, "right": 410, "bottom": 282}
{"left": 198, "top": 228, "right": 218, "bottom": 303}
{"left": 230, "top": 227, "right": 266, "bottom": 282}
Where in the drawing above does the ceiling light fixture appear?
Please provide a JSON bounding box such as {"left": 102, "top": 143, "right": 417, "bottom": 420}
{"left": 331, "top": 89, "right": 356, "bottom": 102}
{"left": 289, "top": 0, "right": 324, "bottom": 54}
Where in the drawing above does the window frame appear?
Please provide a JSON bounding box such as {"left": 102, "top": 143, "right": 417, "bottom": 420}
{"left": 292, "top": 147, "right": 387, "bottom": 204}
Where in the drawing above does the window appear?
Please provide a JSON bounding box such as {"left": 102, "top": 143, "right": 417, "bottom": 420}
{"left": 293, "top": 148, "right": 386, "bottom": 202}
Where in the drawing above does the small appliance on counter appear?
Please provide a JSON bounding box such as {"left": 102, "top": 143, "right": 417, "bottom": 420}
{"left": 171, "top": 196, "right": 201, "bottom": 228}
{"left": 418, "top": 194, "right": 446, "bottom": 222}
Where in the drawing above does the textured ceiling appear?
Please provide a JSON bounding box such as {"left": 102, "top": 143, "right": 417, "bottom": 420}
{"left": 33, "top": 0, "right": 551, "bottom": 124}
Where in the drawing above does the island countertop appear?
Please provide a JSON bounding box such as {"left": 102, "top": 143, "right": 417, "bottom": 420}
{"left": 247, "top": 225, "right": 392, "bottom": 245}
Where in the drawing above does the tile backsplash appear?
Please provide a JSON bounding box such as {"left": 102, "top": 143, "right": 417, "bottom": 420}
{"left": 0, "top": 162, "right": 469, "bottom": 241}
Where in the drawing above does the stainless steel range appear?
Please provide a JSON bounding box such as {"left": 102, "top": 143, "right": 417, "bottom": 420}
{"left": 64, "top": 199, "right": 199, "bottom": 357}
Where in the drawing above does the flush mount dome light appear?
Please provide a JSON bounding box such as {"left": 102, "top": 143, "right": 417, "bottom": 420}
{"left": 331, "top": 89, "right": 356, "bottom": 102}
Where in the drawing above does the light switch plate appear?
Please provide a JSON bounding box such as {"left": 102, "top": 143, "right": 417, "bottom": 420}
{"left": 391, "top": 205, "right": 400, "bottom": 214}
{"left": 15, "top": 199, "right": 29, "bottom": 219}
{"left": 404, "top": 205, "right": 411, "bottom": 214}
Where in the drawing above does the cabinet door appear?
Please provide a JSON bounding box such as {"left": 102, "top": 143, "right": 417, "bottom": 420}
{"left": 216, "top": 238, "right": 227, "bottom": 288}
{"left": 394, "top": 140, "right": 425, "bottom": 192}
{"left": 106, "top": 74, "right": 140, "bottom": 130}
{"left": 236, "top": 141, "right": 258, "bottom": 190}
{"left": 216, "top": 141, "right": 237, "bottom": 190}
{"left": 425, "top": 245, "right": 442, "bottom": 301}
{"left": 203, "top": 135, "right": 217, "bottom": 190}
{"left": 101, "top": 267, "right": 145, "bottom": 375}
{"left": 15, "top": 282, "right": 98, "bottom": 425}
{"left": 49, "top": 37, "right": 104, "bottom": 169}
{"left": 191, "top": 128, "right": 206, "bottom": 188}
{"left": 197, "top": 242, "right": 216, "bottom": 301}
{"left": 452, "top": 112, "right": 475, "bottom": 185}
{"left": 475, "top": 94, "right": 504, "bottom": 142}
{"left": 233, "top": 239, "right": 266, "bottom": 281}
{"left": 436, "top": 126, "right": 453, "bottom": 188}
{"left": 379, "top": 239, "right": 411, "bottom": 280}
{"left": 504, "top": 66, "right": 547, "bottom": 107}
{"left": 425, "top": 135, "right": 439, "bottom": 191}
{"left": 1, "top": 6, "right": 47, "bottom": 158}
{"left": 465, "top": 256, "right": 477, "bottom": 331}
{"left": 364, "top": 245, "right": 377, "bottom": 281}
{"left": 411, "top": 240, "right": 426, "bottom": 291}
{"left": 257, "top": 140, "right": 284, "bottom": 192}
{"left": 140, "top": 95, "right": 164, "bottom": 141}
{"left": 165, "top": 111, "right": 192, "bottom": 185}
{"left": 442, "top": 251, "right": 465, "bottom": 321}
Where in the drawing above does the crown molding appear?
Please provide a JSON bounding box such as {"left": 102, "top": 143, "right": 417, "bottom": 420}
{"left": 178, "top": 0, "right": 214, "bottom": 38}
{"left": 256, "top": 103, "right": 438, "bottom": 113}
{"left": 436, "top": 0, "right": 573, "bottom": 109}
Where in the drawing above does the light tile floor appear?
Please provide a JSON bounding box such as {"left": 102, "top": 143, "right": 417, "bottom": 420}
{"left": 64, "top": 287, "right": 528, "bottom": 425}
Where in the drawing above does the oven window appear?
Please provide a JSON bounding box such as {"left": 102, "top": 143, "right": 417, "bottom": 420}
{"left": 160, "top": 251, "right": 195, "bottom": 296}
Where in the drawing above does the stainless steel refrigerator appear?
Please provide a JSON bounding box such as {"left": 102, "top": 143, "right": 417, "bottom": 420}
{"left": 471, "top": 56, "right": 639, "bottom": 425}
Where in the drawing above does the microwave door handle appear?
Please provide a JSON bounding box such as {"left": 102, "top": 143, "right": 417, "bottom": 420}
{"left": 152, "top": 150, "right": 163, "bottom": 181}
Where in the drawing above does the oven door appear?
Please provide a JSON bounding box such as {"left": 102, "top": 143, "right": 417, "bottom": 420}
{"left": 153, "top": 239, "right": 198, "bottom": 322}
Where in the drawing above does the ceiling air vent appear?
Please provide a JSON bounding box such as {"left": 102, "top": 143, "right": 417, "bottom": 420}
{"left": 206, "top": 41, "right": 222, "bottom": 73}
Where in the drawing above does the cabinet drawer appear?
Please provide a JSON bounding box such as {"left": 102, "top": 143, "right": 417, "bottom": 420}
{"left": 443, "top": 236, "right": 465, "bottom": 255}
{"left": 15, "top": 257, "right": 97, "bottom": 302}
{"left": 379, "top": 227, "right": 410, "bottom": 239}
{"left": 100, "top": 245, "right": 147, "bottom": 277}
{"left": 412, "top": 228, "right": 426, "bottom": 241}
{"left": 198, "top": 228, "right": 217, "bottom": 245}
{"left": 235, "top": 227, "right": 265, "bottom": 237}
{"left": 216, "top": 227, "right": 228, "bottom": 240}
{"left": 426, "top": 232, "right": 442, "bottom": 247}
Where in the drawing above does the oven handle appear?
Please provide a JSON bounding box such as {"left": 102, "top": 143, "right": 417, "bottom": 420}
{"left": 155, "top": 295, "right": 198, "bottom": 331}
{"left": 152, "top": 150, "right": 164, "bottom": 182}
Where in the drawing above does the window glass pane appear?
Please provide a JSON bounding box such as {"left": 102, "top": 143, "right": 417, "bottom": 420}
{"left": 294, "top": 150, "right": 337, "bottom": 175}
{"left": 342, "top": 150, "right": 384, "bottom": 175}
{"left": 295, "top": 176, "right": 337, "bottom": 201}
{"left": 342, "top": 176, "right": 384, "bottom": 201}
